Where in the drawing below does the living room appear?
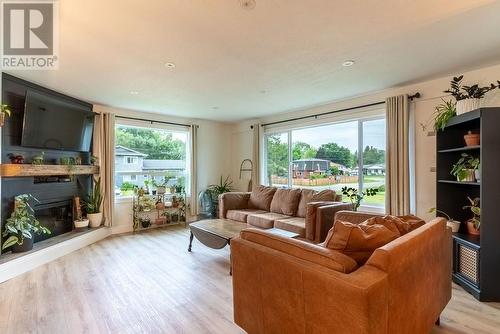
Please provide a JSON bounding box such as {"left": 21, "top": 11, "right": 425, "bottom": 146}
{"left": 1, "top": 1, "right": 500, "bottom": 333}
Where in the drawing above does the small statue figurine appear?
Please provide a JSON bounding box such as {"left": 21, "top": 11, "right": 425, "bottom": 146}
{"left": 31, "top": 152, "right": 45, "bottom": 165}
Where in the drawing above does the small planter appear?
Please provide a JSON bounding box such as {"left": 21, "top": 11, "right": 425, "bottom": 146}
{"left": 141, "top": 219, "right": 151, "bottom": 228}
{"left": 74, "top": 218, "right": 89, "bottom": 228}
{"left": 12, "top": 236, "right": 34, "bottom": 253}
{"left": 474, "top": 170, "right": 481, "bottom": 183}
{"left": 157, "top": 186, "right": 166, "bottom": 195}
{"left": 464, "top": 131, "right": 480, "bottom": 146}
{"left": 87, "top": 212, "right": 103, "bottom": 228}
{"left": 446, "top": 220, "right": 461, "bottom": 233}
{"left": 466, "top": 220, "right": 480, "bottom": 236}
{"left": 457, "top": 169, "right": 475, "bottom": 182}
{"left": 456, "top": 98, "right": 480, "bottom": 115}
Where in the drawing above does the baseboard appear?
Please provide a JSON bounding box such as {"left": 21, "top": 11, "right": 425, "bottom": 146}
{"left": 0, "top": 227, "right": 111, "bottom": 283}
{"left": 111, "top": 224, "right": 133, "bottom": 235}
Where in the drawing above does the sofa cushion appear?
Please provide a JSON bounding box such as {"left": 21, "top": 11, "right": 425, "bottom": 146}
{"left": 364, "top": 215, "right": 426, "bottom": 235}
{"left": 248, "top": 185, "right": 277, "bottom": 211}
{"left": 247, "top": 212, "right": 291, "bottom": 229}
{"left": 321, "top": 219, "right": 401, "bottom": 265}
{"left": 270, "top": 188, "right": 302, "bottom": 216}
{"left": 297, "top": 189, "right": 336, "bottom": 218}
{"left": 226, "top": 209, "right": 268, "bottom": 223}
{"left": 274, "top": 217, "right": 306, "bottom": 238}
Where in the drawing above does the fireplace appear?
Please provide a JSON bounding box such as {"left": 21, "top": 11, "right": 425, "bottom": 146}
{"left": 33, "top": 200, "right": 74, "bottom": 242}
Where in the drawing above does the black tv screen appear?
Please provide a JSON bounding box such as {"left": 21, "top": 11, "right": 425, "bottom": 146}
{"left": 21, "top": 90, "right": 94, "bottom": 152}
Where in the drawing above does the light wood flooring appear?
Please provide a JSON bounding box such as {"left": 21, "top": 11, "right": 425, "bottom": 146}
{"left": 0, "top": 226, "right": 499, "bottom": 334}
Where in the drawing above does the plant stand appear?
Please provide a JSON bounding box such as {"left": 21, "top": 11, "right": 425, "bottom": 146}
{"left": 133, "top": 193, "right": 187, "bottom": 232}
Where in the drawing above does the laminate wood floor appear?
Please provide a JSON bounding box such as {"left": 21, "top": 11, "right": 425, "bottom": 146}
{"left": 0, "top": 226, "right": 499, "bottom": 334}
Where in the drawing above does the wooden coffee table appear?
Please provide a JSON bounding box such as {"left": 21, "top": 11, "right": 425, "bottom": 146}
{"left": 187, "top": 219, "right": 299, "bottom": 274}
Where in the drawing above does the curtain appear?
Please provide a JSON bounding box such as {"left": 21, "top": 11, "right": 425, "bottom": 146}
{"left": 93, "top": 112, "right": 115, "bottom": 226}
{"left": 189, "top": 124, "right": 198, "bottom": 216}
{"left": 386, "top": 95, "right": 410, "bottom": 215}
{"left": 251, "top": 124, "right": 261, "bottom": 189}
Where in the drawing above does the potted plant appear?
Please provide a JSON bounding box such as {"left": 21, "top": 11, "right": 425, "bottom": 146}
{"left": 0, "top": 104, "right": 12, "bottom": 127}
{"left": 463, "top": 197, "right": 480, "bottom": 235}
{"left": 464, "top": 131, "right": 480, "bottom": 147}
{"left": 444, "top": 75, "right": 500, "bottom": 115}
{"left": 31, "top": 151, "right": 45, "bottom": 165}
{"left": 451, "top": 153, "right": 479, "bottom": 182}
{"left": 341, "top": 187, "right": 379, "bottom": 211}
{"left": 206, "top": 176, "right": 234, "bottom": 217}
{"left": 1, "top": 194, "right": 51, "bottom": 253}
{"left": 420, "top": 99, "right": 456, "bottom": 132}
{"left": 84, "top": 177, "right": 103, "bottom": 228}
{"left": 73, "top": 196, "right": 89, "bottom": 228}
{"left": 428, "top": 208, "right": 461, "bottom": 233}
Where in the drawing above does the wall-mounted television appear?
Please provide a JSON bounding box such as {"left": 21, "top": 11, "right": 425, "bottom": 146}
{"left": 21, "top": 90, "right": 94, "bottom": 152}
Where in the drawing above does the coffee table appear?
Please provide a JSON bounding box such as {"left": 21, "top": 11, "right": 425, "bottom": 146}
{"left": 187, "top": 219, "right": 300, "bottom": 274}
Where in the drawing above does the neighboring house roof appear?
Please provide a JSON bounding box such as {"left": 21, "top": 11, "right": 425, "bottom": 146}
{"left": 115, "top": 145, "right": 148, "bottom": 157}
{"left": 329, "top": 162, "right": 348, "bottom": 170}
{"left": 365, "top": 164, "right": 385, "bottom": 170}
{"left": 143, "top": 160, "right": 186, "bottom": 170}
{"left": 292, "top": 159, "right": 330, "bottom": 171}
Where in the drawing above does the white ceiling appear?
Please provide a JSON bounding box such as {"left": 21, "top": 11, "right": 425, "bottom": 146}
{"left": 8, "top": 0, "right": 500, "bottom": 122}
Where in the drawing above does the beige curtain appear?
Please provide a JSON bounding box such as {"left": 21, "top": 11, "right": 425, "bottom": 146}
{"left": 386, "top": 95, "right": 410, "bottom": 215}
{"left": 189, "top": 125, "right": 198, "bottom": 216}
{"left": 93, "top": 112, "right": 115, "bottom": 226}
{"left": 251, "top": 124, "right": 261, "bottom": 189}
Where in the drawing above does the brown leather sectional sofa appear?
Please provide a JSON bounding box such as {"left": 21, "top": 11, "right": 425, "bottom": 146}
{"left": 231, "top": 211, "right": 452, "bottom": 334}
{"left": 219, "top": 185, "right": 352, "bottom": 243}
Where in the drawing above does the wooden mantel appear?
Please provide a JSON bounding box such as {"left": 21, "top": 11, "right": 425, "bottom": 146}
{"left": 0, "top": 164, "right": 99, "bottom": 177}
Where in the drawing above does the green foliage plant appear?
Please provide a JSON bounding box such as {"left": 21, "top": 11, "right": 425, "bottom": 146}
{"left": 420, "top": 99, "right": 457, "bottom": 132}
{"left": 444, "top": 75, "right": 500, "bottom": 100}
{"left": 463, "top": 197, "right": 480, "bottom": 229}
{"left": 2, "top": 194, "right": 51, "bottom": 250}
{"left": 451, "top": 153, "right": 479, "bottom": 181}
{"left": 84, "top": 177, "right": 103, "bottom": 214}
{"left": 341, "top": 186, "right": 379, "bottom": 211}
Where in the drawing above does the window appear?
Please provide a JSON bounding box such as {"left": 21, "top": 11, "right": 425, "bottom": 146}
{"left": 114, "top": 123, "right": 190, "bottom": 198}
{"left": 263, "top": 115, "right": 386, "bottom": 210}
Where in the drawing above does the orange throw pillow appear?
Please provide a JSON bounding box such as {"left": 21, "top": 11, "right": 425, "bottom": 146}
{"left": 364, "top": 215, "right": 425, "bottom": 235}
{"left": 321, "top": 220, "right": 401, "bottom": 265}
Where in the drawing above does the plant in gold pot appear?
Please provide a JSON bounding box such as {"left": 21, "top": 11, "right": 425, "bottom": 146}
{"left": 84, "top": 177, "right": 103, "bottom": 228}
{"left": 463, "top": 197, "right": 480, "bottom": 236}
{"left": 451, "top": 153, "right": 479, "bottom": 182}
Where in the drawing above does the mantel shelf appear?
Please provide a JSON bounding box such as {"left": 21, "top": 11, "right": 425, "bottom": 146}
{"left": 0, "top": 164, "right": 99, "bottom": 177}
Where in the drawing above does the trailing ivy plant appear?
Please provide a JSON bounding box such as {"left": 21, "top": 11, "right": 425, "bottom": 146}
{"left": 420, "top": 99, "right": 457, "bottom": 132}
{"left": 1, "top": 194, "right": 51, "bottom": 250}
{"left": 341, "top": 186, "right": 378, "bottom": 211}
{"left": 444, "top": 75, "right": 500, "bottom": 100}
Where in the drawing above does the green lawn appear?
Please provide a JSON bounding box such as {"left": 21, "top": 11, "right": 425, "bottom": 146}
{"left": 362, "top": 191, "right": 385, "bottom": 206}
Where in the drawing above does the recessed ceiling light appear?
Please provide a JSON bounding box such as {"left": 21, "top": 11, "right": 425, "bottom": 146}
{"left": 212, "top": 106, "right": 219, "bottom": 110}
{"left": 130, "top": 91, "right": 139, "bottom": 95}
{"left": 240, "top": 0, "right": 256, "bottom": 10}
{"left": 165, "top": 62, "right": 176, "bottom": 68}
{"left": 260, "top": 90, "right": 267, "bottom": 94}
{"left": 342, "top": 60, "right": 355, "bottom": 67}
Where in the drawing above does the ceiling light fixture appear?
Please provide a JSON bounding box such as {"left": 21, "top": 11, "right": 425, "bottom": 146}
{"left": 165, "top": 62, "right": 176, "bottom": 68}
{"left": 130, "top": 91, "right": 139, "bottom": 95}
{"left": 342, "top": 60, "right": 355, "bottom": 67}
{"left": 240, "top": 0, "right": 256, "bottom": 10}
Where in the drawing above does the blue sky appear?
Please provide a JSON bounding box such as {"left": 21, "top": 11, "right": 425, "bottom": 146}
{"left": 292, "top": 119, "right": 385, "bottom": 152}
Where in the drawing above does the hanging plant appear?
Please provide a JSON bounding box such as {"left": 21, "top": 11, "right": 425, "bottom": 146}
{"left": 420, "top": 99, "right": 456, "bottom": 132}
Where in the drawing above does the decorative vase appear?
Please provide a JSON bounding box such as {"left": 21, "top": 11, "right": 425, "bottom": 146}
{"left": 446, "top": 220, "right": 461, "bottom": 233}
{"left": 87, "top": 212, "right": 103, "bottom": 228}
{"left": 474, "top": 170, "right": 481, "bottom": 183}
{"left": 463, "top": 131, "right": 480, "bottom": 146}
{"left": 74, "top": 218, "right": 89, "bottom": 228}
{"left": 12, "top": 236, "right": 34, "bottom": 253}
{"left": 466, "top": 220, "right": 480, "bottom": 236}
{"left": 456, "top": 98, "right": 480, "bottom": 115}
{"left": 457, "top": 169, "right": 475, "bottom": 182}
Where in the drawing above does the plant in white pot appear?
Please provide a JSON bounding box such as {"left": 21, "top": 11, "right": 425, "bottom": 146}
{"left": 451, "top": 153, "right": 479, "bottom": 182}
{"left": 1, "top": 194, "right": 51, "bottom": 253}
{"left": 444, "top": 75, "right": 500, "bottom": 115}
{"left": 84, "top": 177, "right": 104, "bottom": 228}
{"left": 428, "top": 207, "right": 460, "bottom": 233}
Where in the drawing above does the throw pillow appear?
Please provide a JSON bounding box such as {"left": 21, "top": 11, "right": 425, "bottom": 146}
{"left": 248, "top": 185, "right": 277, "bottom": 211}
{"left": 270, "top": 188, "right": 302, "bottom": 216}
{"left": 364, "top": 215, "right": 425, "bottom": 235}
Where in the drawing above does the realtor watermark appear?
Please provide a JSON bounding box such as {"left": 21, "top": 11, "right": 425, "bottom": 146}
{"left": 1, "top": 0, "right": 59, "bottom": 70}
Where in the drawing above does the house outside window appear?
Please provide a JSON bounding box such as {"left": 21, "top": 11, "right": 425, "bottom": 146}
{"left": 263, "top": 114, "right": 386, "bottom": 211}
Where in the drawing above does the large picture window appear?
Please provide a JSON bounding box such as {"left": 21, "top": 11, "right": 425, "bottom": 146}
{"left": 263, "top": 115, "right": 386, "bottom": 210}
{"left": 114, "top": 123, "right": 190, "bottom": 198}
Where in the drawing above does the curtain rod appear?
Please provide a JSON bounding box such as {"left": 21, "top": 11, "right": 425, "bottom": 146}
{"left": 261, "top": 93, "right": 421, "bottom": 127}
{"left": 115, "top": 115, "right": 193, "bottom": 128}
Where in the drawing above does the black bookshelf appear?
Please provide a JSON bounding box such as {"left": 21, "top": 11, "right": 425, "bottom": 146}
{"left": 436, "top": 107, "right": 500, "bottom": 301}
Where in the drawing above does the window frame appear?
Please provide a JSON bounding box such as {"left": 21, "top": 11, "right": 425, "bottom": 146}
{"left": 262, "top": 112, "right": 386, "bottom": 213}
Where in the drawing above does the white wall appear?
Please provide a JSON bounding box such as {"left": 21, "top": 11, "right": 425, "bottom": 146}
{"left": 228, "top": 63, "right": 500, "bottom": 220}
{"left": 93, "top": 105, "right": 233, "bottom": 234}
